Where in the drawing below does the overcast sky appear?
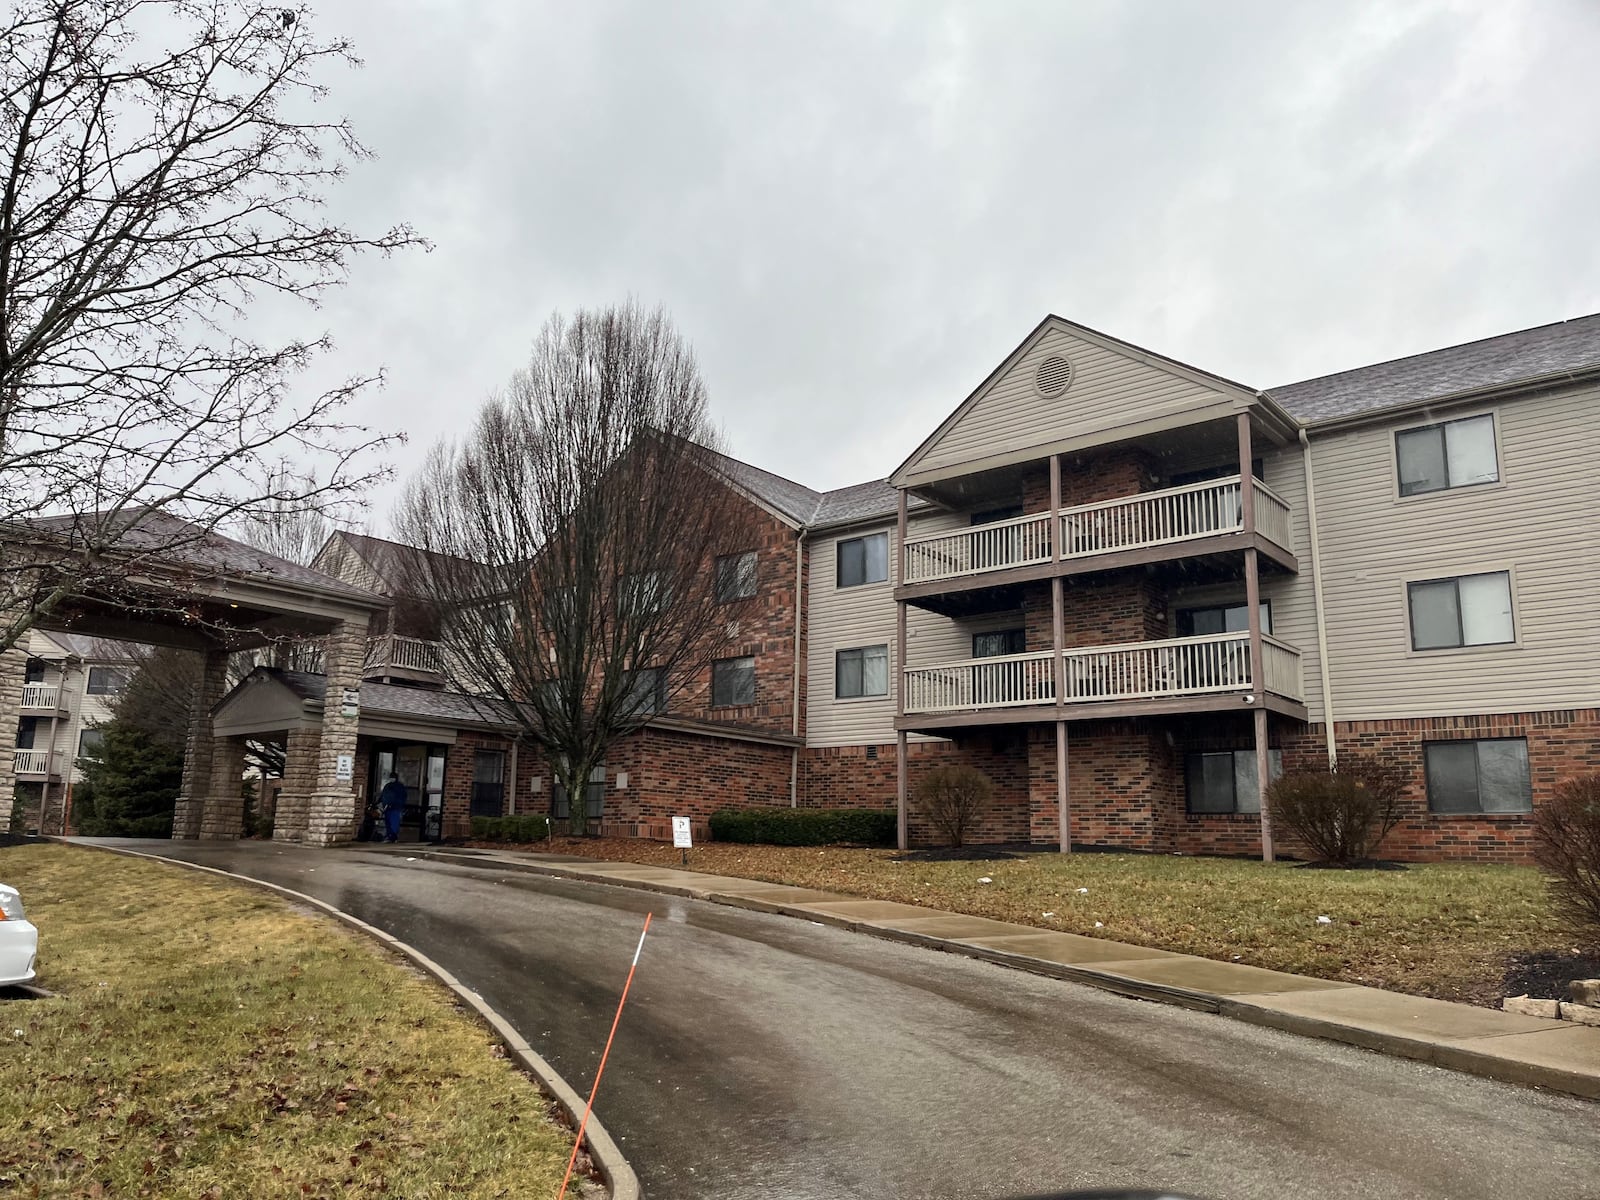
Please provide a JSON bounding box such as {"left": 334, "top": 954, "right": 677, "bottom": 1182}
{"left": 293, "top": 0, "right": 1600, "bottom": 527}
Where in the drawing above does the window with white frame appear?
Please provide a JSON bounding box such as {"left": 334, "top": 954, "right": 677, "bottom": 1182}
{"left": 1395, "top": 414, "right": 1499, "bottom": 497}
{"left": 86, "top": 667, "right": 128, "bottom": 695}
{"left": 836, "top": 532, "right": 888, "bottom": 588}
{"left": 712, "top": 656, "right": 756, "bottom": 707}
{"left": 1425, "top": 738, "right": 1531, "bottom": 813}
{"left": 1407, "top": 571, "right": 1513, "bottom": 650}
{"left": 715, "top": 551, "right": 758, "bottom": 602}
{"left": 835, "top": 645, "right": 888, "bottom": 698}
{"left": 1186, "top": 748, "right": 1282, "bottom": 814}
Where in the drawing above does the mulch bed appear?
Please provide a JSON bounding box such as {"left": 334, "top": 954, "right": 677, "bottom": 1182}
{"left": 1501, "top": 948, "right": 1600, "bottom": 1000}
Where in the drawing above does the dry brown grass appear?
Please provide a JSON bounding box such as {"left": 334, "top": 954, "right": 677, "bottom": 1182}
{"left": 537, "top": 836, "right": 1571, "bottom": 1006}
{"left": 0, "top": 843, "right": 577, "bottom": 1198}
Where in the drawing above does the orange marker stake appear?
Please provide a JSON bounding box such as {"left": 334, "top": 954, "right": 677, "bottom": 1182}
{"left": 557, "top": 912, "right": 652, "bottom": 1200}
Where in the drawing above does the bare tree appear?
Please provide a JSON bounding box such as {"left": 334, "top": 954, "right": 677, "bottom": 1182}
{"left": 0, "top": 0, "right": 421, "bottom": 651}
{"left": 393, "top": 303, "right": 756, "bottom": 835}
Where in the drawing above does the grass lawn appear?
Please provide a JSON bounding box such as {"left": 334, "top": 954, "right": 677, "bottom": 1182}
{"left": 1, "top": 843, "right": 579, "bottom": 1199}
{"left": 539, "top": 837, "right": 1575, "bottom": 1007}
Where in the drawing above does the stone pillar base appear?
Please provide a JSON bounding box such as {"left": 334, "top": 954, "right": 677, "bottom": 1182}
{"left": 305, "top": 790, "right": 359, "bottom": 846}
{"left": 199, "top": 792, "right": 245, "bottom": 840}
{"left": 274, "top": 790, "right": 310, "bottom": 841}
{"left": 172, "top": 798, "right": 203, "bottom": 839}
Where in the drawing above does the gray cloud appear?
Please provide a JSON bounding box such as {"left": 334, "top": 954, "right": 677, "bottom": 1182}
{"left": 276, "top": 0, "right": 1600, "bottom": 524}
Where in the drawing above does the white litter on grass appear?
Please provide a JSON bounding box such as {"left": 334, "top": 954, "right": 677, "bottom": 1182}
{"left": 12, "top": 1030, "right": 22, "bottom": 1038}
{"left": 406, "top": 857, "right": 417, "bottom": 862}
{"left": 977, "top": 876, "right": 993, "bottom": 884}
{"left": 1041, "top": 912, "right": 1055, "bottom": 918}
{"left": 1094, "top": 922, "right": 1104, "bottom": 929}
{"left": 1232, "top": 954, "right": 1243, "bottom": 961}
{"left": 1316, "top": 915, "right": 1333, "bottom": 925}
{"left": 1076, "top": 887, "right": 1089, "bottom": 894}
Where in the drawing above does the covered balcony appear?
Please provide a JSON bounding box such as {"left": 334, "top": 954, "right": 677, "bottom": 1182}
{"left": 900, "top": 475, "right": 1295, "bottom": 594}
{"left": 363, "top": 633, "right": 445, "bottom": 685}
{"left": 12, "top": 749, "right": 62, "bottom": 778}
{"left": 19, "top": 683, "right": 66, "bottom": 713}
{"left": 899, "top": 632, "right": 1305, "bottom": 729}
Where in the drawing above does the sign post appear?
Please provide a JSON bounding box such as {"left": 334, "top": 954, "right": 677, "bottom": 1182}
{"left": 671, "top": 815, "right": 692, "bottom": 866}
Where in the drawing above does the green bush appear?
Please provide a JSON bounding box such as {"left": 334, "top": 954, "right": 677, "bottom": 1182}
{"left": 470, "top": 814, "right": 550, "bottom": 843}
{"left": 708, "top": 807, "right": 896, "bottom": 847}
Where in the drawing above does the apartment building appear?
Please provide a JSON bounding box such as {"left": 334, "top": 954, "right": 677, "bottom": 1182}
{"left": 7, "top": 631, "right": 142, "bottom": 834}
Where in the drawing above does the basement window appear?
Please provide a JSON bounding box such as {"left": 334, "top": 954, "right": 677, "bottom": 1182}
{"left": 1186, "top": 749, "right": 1282, "bottom": 814}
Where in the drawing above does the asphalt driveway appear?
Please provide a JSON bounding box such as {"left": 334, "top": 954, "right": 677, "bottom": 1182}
{"left": 80, "top": 840, "right": 1600, "bottom": 1200}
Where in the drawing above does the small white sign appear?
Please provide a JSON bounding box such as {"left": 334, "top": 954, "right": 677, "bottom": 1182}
{"left": 340, "top": 687, "right": 360, "bottom": 718}
{"left": 671, "top": 816, "right": 693, "bottom": 849}
{"left": 335, "top": 753, "right": 354, "bottom": 781}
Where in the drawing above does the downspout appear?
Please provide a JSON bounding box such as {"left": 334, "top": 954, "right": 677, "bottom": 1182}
{"left": 1298, "top": 427, "right": 1338, "bottom": 768}
{"left": 790, "top": 527, "right": 805, "bottom": 806}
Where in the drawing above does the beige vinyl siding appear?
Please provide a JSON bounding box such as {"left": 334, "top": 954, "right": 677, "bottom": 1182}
{"left": 1308, "top": 385, "right": 1600, "bottom": 720}
{"left": 912, "top": 324, "right": 1241, "bottom": 479}
{"left": 906, "top": 608, "right": 1026, "bottom": 667}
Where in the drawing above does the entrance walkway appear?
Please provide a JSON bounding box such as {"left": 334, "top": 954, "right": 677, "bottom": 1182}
{"left": 364, "top": 842, "right": 1600, "bottom": 1101}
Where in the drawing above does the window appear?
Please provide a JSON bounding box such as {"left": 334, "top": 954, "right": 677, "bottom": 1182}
{"left": 470, "top": 750, "right": 505, "bottom": 818}
{"left": 23, "top": 658, "right": 45, "bottom": 684}
{"left": 1425, "top": 739, "right": 1531, "bottom": 814}
{"left": 619, "top": 572, "right": 667, "bottom": 617}
{"left": 836, "top": 532, "right": 888, "bottom": 588}
{"left": 78, "top": 728, "right": 104, "bottom": 759}
{"left": 1396, "top": 414, "right": 1499, "bottom": 496}
{"left": 623, "top": 667, "right": 667, "bottom": 716}
{"left": 1176, "top": 602, "right": 1272, "bottom": 636}
{"left": 835, "top": 645, "right": 889, "bottom": 698}
{"left": 1186, "top": 749, "right": 1282, "bottom": 814}
{"left": 1407, "top": 572, "right": 1513, "bottom": 650}
{"left": 712, "top": 656, "right": 756, "bottom": 707}
{"left": 970, "top": 505, "right": 1023, "bottom": 526}
{"left": 715, "top": 551, "right": 758, "bottom": 602}
{"left": 15, "top": 717, "right": 38, "bottom": 750}
{"left": 552, "top": 764, "right": 606, "bottom": 820}
{"left": 973, "top": 629, "right": 1026, "bottom": 658}
{"left": 86, "top": 667, "right": 127, "bottom": 696}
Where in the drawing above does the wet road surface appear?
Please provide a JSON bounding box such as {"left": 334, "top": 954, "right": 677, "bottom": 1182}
{"left": 86, "top": 839, "right": 1600, "bottom": 1200}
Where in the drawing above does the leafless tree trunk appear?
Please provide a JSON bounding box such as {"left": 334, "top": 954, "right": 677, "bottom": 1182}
{"left": 393, "top": 303, "right": 756, "bottom": 835}
{"left": 0, "top": 0, "right": 422, "bottom": 651}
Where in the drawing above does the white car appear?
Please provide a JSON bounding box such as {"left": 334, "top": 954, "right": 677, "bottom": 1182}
{"left": 0, "top": 884, "right": 38, "bottom": 987}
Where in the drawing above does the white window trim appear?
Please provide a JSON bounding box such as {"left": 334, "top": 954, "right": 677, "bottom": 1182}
{"left": 834, "top": 530, "right": 891, "bottom": 590}
{"left": 833, "top": 644, "right": 891, "bottom": 702}
{"left": 1400, "top": 564, "right": 1522, "bottom": 658}
{"left": 1389, "top": 407, "right": 1508, "bottom": 504}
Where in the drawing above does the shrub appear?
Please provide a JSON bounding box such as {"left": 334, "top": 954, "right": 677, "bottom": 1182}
{"left": 913, "top": 764, "right": 995, "bottom": 848}
{"left": 470, "top": 814, "right": 550, "bottom": 843}
{"left": 708, "top": 807, "right": 896, "bottom": 847}
{"left": 1534, "top": 775, "right": 1600, "bottom": 944}
{"left": 1266, "top": 753, "right": 1408, "bottom": 864}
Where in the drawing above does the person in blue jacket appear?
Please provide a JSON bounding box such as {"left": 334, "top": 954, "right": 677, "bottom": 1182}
{"left": 378, "top": 772, "right": 408, "bottom": 843}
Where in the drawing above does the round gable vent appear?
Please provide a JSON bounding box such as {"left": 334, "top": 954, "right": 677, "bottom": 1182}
{"left": 1035, "top": 355, "right": 1074, "bottom": 398}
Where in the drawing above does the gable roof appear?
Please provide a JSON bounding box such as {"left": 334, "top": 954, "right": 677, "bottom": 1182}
{"left": 706, "top": 447, "right": 913, "bottom": 530}
{"left": 328, "top": 530, "right": 484, "bottom": 590}
{"left": 34, "top": 632, "right": 146, "bottom": 662}
{"left": 891, "top": 315, "right": 1263, "bottom": 488}
{"left": 259, "top": 667, "right": 518, "bottom": 729}
{"left": 1268, "top": 312, "right": 1600, "bottom": 425}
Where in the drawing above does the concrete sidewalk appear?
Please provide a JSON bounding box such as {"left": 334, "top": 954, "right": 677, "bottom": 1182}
{"left": 362, "top": 843, "right": 1600, "bottom": 1102}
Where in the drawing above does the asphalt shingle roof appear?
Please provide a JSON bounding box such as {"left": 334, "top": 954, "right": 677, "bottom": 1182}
{"left": 708, "top": 448, "right": 918, "bottom": 529}
{"left": 276, "top": 669, "right": 516, "bottom": 728}
{"left": 1269, "top": 313, "right": 1600, "bottom": 424}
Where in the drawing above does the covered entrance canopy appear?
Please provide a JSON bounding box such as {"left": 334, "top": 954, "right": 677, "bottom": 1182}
{"left": 1, "top": 513, "right": 389, "bottom": 843}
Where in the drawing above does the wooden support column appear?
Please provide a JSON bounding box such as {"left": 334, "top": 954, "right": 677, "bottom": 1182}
{"left": 1238, "top": 412, "right": 1274, "bottom": 861}
{"left": 896, "top": 488, "right": 909, "bottom": 851}
{"left": 1254, "top": 705, "right": 1274, "bottom": 863}
{"left": 1056, "top": 720, "right": 1070, "bottom": 854}
{"left": 1049, "top": 453, "right": 1062, "bottom": 562}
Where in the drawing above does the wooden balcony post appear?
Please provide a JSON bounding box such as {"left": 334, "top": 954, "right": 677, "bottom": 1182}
{"left": 1255, "top": 706, "right": 1274, "bottom": 863}
{"left": 1049, "top": 453, "right": 1062, "bottom": 563}
{"left": 1056, "top": 720, "right": 1070, "bottom": 854}
{"left": 1236, "top": 411, "right": 1256, "bottom": 533}
{"left": 896, "top": 488, "right": 909, "bottom": 852}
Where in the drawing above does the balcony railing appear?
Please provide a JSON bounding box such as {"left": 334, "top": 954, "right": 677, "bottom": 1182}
{"left": 20, "top": 683, "right": 60, "bottom": 710}
{"left": 12, "top": 749, "right": 57, "bottom": 775}
{"left": 364, "top": 634, "right": 444, "bottom": 676}
{"left": 901, "top": 476, "right": 1294, "bottom": 586}
{"left": 902, "top": 633, "right": 1303, "bottom": 714}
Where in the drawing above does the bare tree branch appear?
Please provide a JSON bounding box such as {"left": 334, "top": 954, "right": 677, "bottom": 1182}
{"left": 0, "top": 0, "right": 425, "bottom": 647}
{"left": 393, "top": 302, "right": 758, "bottom": 835}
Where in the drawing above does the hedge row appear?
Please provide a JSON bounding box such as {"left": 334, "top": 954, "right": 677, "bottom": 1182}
{"left": 470, "top": 814, "right": 550, "bottom": 843}
{"left": 708, "top": 807, "right": 896, "bottom": 847}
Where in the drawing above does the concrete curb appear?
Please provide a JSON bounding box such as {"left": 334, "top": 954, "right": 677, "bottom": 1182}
{"left": 70, "top": 842, "right": 643, "bottom": 1200}
{"left": 394, "top": 845, "right": 1600, "bottom": 1103}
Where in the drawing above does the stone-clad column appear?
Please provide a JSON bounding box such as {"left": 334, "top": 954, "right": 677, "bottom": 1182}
{"left": 171, "top": 648, "right": 229, "bottom": 840}
{"left": 0, "top": 640, "right": 26, "bottom": 833}
{"left": 198, "top": 735, "right": 248, "bottom": 839}
{"left": 273, "top": 727, "right": 321, "bottom": 842}
{"left": 306, "top": 616, "right": 368, "bottom": 846}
